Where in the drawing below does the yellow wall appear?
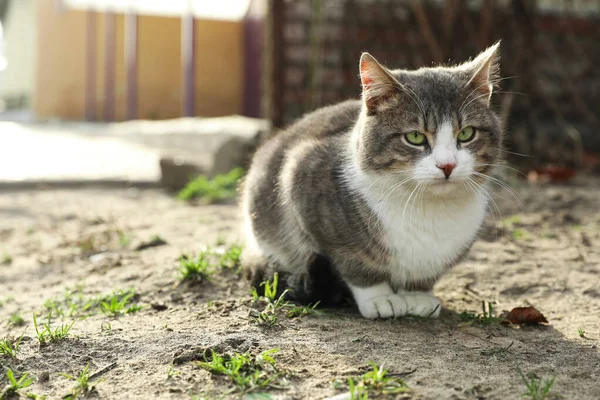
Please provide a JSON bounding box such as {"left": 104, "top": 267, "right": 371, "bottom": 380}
{"left": 35, "top": 0, "right": 243, "bottom": 121}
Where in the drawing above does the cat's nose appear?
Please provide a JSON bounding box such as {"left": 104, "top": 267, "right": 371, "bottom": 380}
{"left": 436, "top": 163, "right": 456, "bottom": 179}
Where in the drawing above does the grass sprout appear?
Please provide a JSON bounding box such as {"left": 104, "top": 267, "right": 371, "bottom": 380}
{"left": 33, "top": 314, "right": 74, "bottom": 344}
{"left": 62, "top": 364, "right": 94, "bottom": 399}
{"left": 178, "top": 168, "right": 245, "bottom": 203}
{"left": 178, "top": 252, "right": 218, "bottom": 282}
{"left": 459, "top": 301, "right": 502, "bottom": 327}
{"left": 0, "top": 251, "right": 12, "bottom": 265}
{"left": 517, "top": 367, "right": 556, "bottom": 400}
{"left": 196, "top": 348, "right": 285, "bottom": 394}
{"left": 2, "top": 369, "right": 34, "bottom": 396}
{"left": 8, "top": 312, "right": 25, "bottom": 327}
{"left": 346, "top": 363, "right": 409, "bottom": 398}
{"left": 100, "top": 292, "right": 143, "bottom": 317}
{"left": 0, "top": 332, "right": 24, "bottom": 358}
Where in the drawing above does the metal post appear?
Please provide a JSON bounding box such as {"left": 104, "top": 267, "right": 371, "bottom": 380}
{"left": 125, "top": 11, "right": 138, "bottom": 120}
{"left": 85, "top": 11, "right": 97, "bottom": 121}
{"left": 182, "top": 10, "right": 196, "bottom": 117}
{"left": 104, "top": 11, "right": 116, "bottom": 122}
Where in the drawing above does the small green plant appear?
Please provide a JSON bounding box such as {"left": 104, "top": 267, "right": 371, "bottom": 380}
{"left": 33, "top": 314, "right": 74, "bottom": 344}
{"left": 286, "top": 302, "right": 321, "bottom": 318}
{"left": 178, "top": 251, "right": 218, "bottom": 282}
{"left": 196, "top": 348, "right": 284, "bottom": 394}
{"left": 41, "top": 287, "right": 141, "bottom": 320}
{"left": 215, "top": 235, "right": 226, "bottom": 246}
{"left": 167, "top": 366, "right": 180, "bottom": 379}
{"left": 118, "top": 230, "right": 133, "bottom": 248}
{"left": 260, "top": 273, "right": 288, "bottom": 309}
{"left": 346, "top": 363, "right": 409, "bottom": 398}
{"left": 459, "top": 301, "right": 502, "bottom": 327}
{"left": 251, "top": 310, "right": 279, "bottom": 327}
{"left": 9, "top": 312, "right": 25, "bottom": 327}
{"left": 1, "top": 251, "right": 12, "bottom": 265}
{"left": 219, "top": 244, "right": 243, "bottom": 271}
{"left": 178, "top": 168, "right": 245, "bottom": 203}
{"left": 517, "top": 367, "right": 556, "bottom": 400}
{"left": 61, "top": 364, "right": 93, "bottom": 399}
{"left": 0, "top": 333, "right": 23, "bottom": 358}
{"left": 0, "top": 296, "right": 13, "bottom": 308}
{"left": 512, "top": 228, "right": 529, "bottom": 240}
{"left": 577, "top": 328, "right": 585, "bottom": 338}
{"left": 3, "top": 369, "right": 34, "bottom": 396}
{"left": 25, "top": 394, "right": 47, "bottom": 400}
{"left": 100, "top": 292, "right": 142, "bottom": 317}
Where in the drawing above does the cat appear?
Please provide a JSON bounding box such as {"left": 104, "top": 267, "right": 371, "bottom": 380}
{"left": 241, "top": 43, "right": 503, "bottom": 319}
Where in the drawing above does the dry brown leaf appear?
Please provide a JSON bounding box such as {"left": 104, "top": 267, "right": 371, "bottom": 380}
{"left": 501, "top": 306, "right": 548, "bottom": 325}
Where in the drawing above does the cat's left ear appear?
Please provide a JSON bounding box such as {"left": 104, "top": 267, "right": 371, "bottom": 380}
{"left": 465, "top": 42, "right": 501, "bottom": 107}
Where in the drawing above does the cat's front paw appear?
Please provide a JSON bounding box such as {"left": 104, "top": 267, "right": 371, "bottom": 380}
{"left": 356, "top": 294, "right": 409, "bottom": 319}
{"left": 404, "top": 292, "right": 442, "bottom": 318}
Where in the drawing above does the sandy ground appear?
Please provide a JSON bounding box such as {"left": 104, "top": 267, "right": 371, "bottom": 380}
{"left": 0, "top": 178, "right": 599, "bottom": 400}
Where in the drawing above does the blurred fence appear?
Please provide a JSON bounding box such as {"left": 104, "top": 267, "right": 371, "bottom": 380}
{"left": 266, "top": 0, "right": 600, "bottom": 170}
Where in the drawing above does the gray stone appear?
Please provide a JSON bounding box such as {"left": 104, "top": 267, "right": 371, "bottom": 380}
{"left": 0, "top": 115, "right": 269, "bottom": 189}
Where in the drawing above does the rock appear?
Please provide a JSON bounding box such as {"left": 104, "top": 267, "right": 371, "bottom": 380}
{"left": 38, "top": 371, "right": 50, "bottom": 382}
{"left": 110, "top": 115, "right": 269, "bottom": 190}
{"left": 159, "top": 156, "right": 205, "bottom": 191}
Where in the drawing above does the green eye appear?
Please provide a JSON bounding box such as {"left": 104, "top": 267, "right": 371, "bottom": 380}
{"left": 458, "top": 126, "right": 475, "bottom": 142}
{"left": 405, "top": 131, "right": 426, "bottom": 146}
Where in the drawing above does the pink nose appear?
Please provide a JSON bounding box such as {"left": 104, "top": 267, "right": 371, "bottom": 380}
{"left": 437, "top": 163, "right": 456, "bottom": 179}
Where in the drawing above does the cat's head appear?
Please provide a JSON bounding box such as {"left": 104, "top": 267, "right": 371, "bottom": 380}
{"left": 352, "top": 43, "right": 503, "bottom": 196}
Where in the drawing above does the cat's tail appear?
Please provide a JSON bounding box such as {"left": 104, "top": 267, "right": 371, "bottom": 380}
{"left": 244, "top": 253, "right": 351, "bottom": 308}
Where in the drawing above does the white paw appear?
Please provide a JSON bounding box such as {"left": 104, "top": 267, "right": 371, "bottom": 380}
{"left": 403, "top": 292, "right": 441, "bottom": 318}
{"left": 357, "top": 294, "right": 409, "bottom": 319}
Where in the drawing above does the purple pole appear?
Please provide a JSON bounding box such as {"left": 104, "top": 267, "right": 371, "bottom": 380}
{"left": 242, "top": 0, "right": 264, "bottom": 118}
{"left": 104, "top": 11, "right": 116, "bottom": 122}
{"left": 182, "top": 11, "right": 196, "bottom": 117}
{"left": 125, "top": 11, "right": 138, "bottom": 120}
{"left": 85, "top": 11, "right": 97, "bottom": 121}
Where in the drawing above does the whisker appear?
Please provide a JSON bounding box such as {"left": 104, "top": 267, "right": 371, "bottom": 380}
{"left": 496, "top": 148, "right": 535, "bottom": 158}
{"left": 474, "top": 163, "right": 528, "bottom": 178}
{"left": 473, "top": 171, "right": 524, "bottom": 211}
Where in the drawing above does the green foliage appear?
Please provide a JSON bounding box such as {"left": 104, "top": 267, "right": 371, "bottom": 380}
{"left": 517, "top": 368, "right": 556, "bottom": 400}
{"left": 286, "top": 302, "right": 322, "bottom": 318}
{"left": 196, "top": 348, "right": 284, "bottom": 394}
{"left": 8, "top": 312, "right": 25, "bottom": 327}
{"left": 0, "top": 251, "right": 12, "bottom": 265}
{"left": 178, "top": 252, "right": 218, "bottom": 282}
{"left": 219, "top": 244, "right": 243, "bottom": 270}
{"left": 347, "top": 363, "right": 409, "bottom": 399}
{"left": 62, "top": 364, "right": 93, "bottom": 399}
{"left": 33, "top": 314, "right": 74, "bottom": 344}
{"left": 250, "top": 274, "right": 324, "bottom": 327}
{"left": 41, "top": 287, "right": 141, "bottom": 320}
{"left": 177, "top": 168, "right": 245, "bottom": 203}
{"left": 0, "top": 368, "right": 33, "bottom": 399}
{"left": 178, "top": 243, "right": 244, "bottom": 282}
{"left": 100, "top": 292, "right": 143, "bottom": 317}
{"left": 459, "top": 302, "right": 502, "bottom": 327}
{"left": 0, "top": 333, "right": 23, "bottom": 358}
{"left": 577, "top": 328, "right": 585, "bottom": 338}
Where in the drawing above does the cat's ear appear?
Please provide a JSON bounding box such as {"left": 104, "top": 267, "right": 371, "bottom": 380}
{"left": 359, "top": 53, "right": 400, "bottom": 113}
{"left": 465, "top": 42, "right": 501, "bottom": 107}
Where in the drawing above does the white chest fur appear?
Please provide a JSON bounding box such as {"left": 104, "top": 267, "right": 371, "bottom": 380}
{"left": 349, "top": 169, "right": 487, "bottom": 286}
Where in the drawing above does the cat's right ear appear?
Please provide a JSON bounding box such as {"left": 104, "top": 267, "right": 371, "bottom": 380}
{"left": 359, "top": 53, "right": 399, "bottom": 114}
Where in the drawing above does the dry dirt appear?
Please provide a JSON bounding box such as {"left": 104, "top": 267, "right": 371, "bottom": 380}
{"left": 0, "top": 178, "right": 599, "bottom": 400}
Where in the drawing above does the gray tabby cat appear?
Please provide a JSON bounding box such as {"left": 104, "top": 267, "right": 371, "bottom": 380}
{"left": 241, "top": 43, "right": 503, "bottom": 319}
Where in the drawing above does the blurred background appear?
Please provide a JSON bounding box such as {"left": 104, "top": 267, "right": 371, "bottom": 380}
{"left": 0, "top": 0, "right": 599, "bottom": 187}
